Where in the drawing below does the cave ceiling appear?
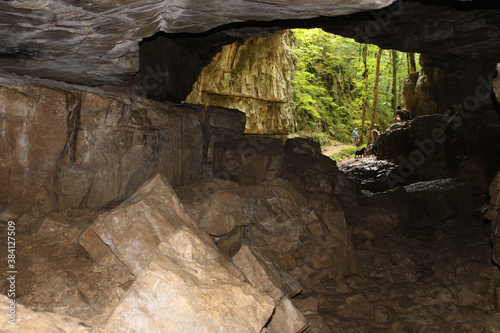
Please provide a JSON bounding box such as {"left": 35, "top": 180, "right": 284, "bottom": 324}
{"left": 0, "top": 0, "right": 499, "bottom": 87}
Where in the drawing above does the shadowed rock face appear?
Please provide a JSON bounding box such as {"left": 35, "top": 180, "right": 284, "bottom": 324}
{"left": 1, "top": 0, "right": 499, "bottom": 101}
{"left": 0, "top": 0, "right": 395, "bottom": 87}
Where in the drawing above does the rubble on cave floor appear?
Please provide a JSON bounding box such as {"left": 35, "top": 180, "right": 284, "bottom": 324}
{"left": 1, "top": 172, "right": 500, "bottom": 332}
{"left": 310, "top": 213, "right": 500, "bottom": 332}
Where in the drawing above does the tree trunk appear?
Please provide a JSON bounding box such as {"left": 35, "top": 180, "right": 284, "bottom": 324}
{"left": 360, "top": 44, "right": 369, "bottom": 144}
{"left": 392, "top": 49, "right": 398, "bottom": 117}
{"left": 370, "top": 47, "right": 383, "bottom": 134}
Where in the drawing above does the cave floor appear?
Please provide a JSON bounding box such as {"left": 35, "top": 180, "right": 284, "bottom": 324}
{"left": 313, "top": 212, "right": 500, "bottom": 332}
{"left": 1, "top": 209, "right": 500, "bottom": 332}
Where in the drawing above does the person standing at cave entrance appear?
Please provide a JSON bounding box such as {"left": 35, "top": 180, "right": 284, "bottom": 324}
{"left": 365, "top": 129, "right": 380, "bottom": 156}
{"left": 352, "top": 128, "right": 359, "bottom": 146}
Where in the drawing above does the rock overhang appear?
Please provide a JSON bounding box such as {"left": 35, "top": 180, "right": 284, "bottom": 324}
{"left": 0, "top": 0, "right": 396, "bottom": 86}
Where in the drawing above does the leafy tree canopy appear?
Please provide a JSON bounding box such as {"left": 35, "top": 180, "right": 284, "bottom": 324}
{"left": 292, "top": 28, "right": 419, "bottom": 144}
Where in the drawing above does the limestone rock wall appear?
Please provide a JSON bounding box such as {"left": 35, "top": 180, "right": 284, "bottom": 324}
{"left": 402, "top": 54, "right": 446, "bottom": 118}
{"left": 0, "top": 73, "right": 245, "bottom": 215}
{"left": 186, "top": 30, "right": 295, "bottom": 135}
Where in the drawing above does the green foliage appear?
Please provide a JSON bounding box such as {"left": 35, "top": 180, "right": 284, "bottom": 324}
{"left": 330, "top": 146, "right": 358, "bottom": 161}
{"left": 292, "top": 130, "right": 331, "bottom": 146}
{"left": 292, "top": 28, "right": 418, "bottom": 144}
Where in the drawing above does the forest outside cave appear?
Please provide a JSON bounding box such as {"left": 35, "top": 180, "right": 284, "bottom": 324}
{"left": 291, "top": 28, "right": 421, "bottom": 160}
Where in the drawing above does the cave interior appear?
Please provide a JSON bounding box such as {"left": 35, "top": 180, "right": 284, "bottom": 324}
{"left": 1, "top": 0, "right": 500, "bottom": 331}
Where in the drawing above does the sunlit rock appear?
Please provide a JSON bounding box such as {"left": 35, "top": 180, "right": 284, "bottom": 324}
{"left": 104, "top": 229, "right": 275, "bottom": 333}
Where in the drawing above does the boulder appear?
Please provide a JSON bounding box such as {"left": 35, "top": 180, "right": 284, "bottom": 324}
{"left": 104, "top": 229, "right": 275, "bottom": 333}
{"left": 177, "top": 177, "right": 356, "bottom": 286}
{"left": 80, "top": 174, "right": 243, "bottom": 281}
{"left": 338, "top": 158, "right": 399, "bottom": 193}
{"left": 86, "top": 174, "right": 208, "bottom": 276}
{"left": 404, "top": 178, "right": 474, "bottom": 221}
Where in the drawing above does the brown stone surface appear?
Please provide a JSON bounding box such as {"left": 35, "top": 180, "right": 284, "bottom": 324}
{"left": 0, "top": 1, "right": 395, "bottom": 86}
{"left": 213, "top": 137, "right": 284, "bottom": 186}
{"left": 345, "top": 206, "right": 399, "bottom": 240}
{"left": 0, "top": 84, "right": 67, "bottom": 214}
{"left": 282, "top": 138, "right": 357, "bottom": 209}
{"left": 357, "top": 187, "right": 412, "bottom": 227}
{"left": 0, "top": 295, "right": 96, "bottom": 333}
{"left": 263, "top": 297, "right": 308, "bottom": 333}
{"left": 494, "top": 64, "right": 500, "bottom": 104}
{"left": 402, "top": 54, "right": 446, "bottom": 118}
{"left": 88, "top": 174, "right": 212, "bottom": 276}
{"left": 487, "top": 172, "right": 500, "bottom": 265}
{"left": 232, "top": 244, "right": 302, "bottom": 302}
{"left": 178, "top": 176, "right": 356, "bottom": 289}
{"left": 103, "top": 228, "right": 275, "bottom": 333}
{"left": 0, "top": 74, "right": 245, "bottom": 215}
{"left": 377, "top": 114, "right": 449, "bottom": 184}
{"left": 186, "top": 30, "right": 295, "bottom": 135}
{"left": 404, "top": 178, "right": 474, "bottom": 221}
{"left": 176, "top": 178, "right": 256, "bottom": 237}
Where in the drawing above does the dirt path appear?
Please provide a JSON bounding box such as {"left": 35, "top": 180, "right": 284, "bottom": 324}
{"left": 321, "top": 140, "right": 352, "bottom": 156}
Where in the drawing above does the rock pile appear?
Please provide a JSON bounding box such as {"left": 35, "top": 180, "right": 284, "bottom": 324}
{"left": 0, "top": 169, "right": 357, "bottom": 332}
{"left": 0, "top": 134, "right": 498, "bottom": 333}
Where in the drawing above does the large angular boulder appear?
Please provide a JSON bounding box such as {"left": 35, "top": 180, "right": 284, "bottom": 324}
{"left": 80, "top": 174, "right": 242, "bottom": 280}
{"left": 104, "top": 229, "right": 275, "bottom": 333}
{"left": 78, "top": 173, "right": 279, "bottom": 331}
{"left": 85, "top": 174, "right": 207, "bottom": 276}
{"left": 263, "top": 297, "right": 309, "bottom": 333}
